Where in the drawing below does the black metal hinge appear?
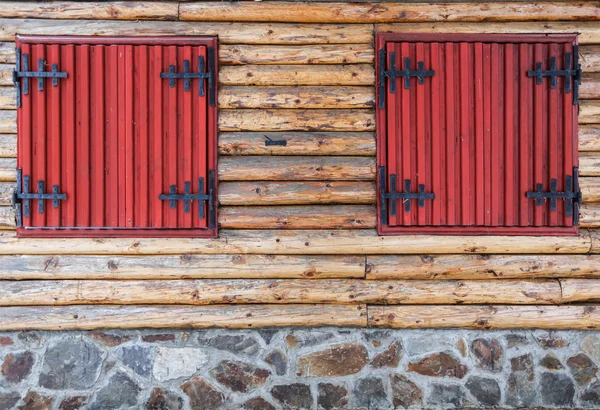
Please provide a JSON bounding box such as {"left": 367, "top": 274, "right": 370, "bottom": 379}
{"left": 12, "top": 168, "right": 67, "bottom": 228}
{"left": 160, "top": 47, "right": 216, "bottom": 107}
{"left": 527, "top": 45, "right": 582, "bottom": 105}
{"left": 158, "top": 170, "right": 216, "bottom": 229}
{"left": 379, "top": 166, "right": 435, "bottom": 225}
{"left": 526, "top": 167, "right": 582, "bottom": 226}
{"left": 12, "top": 48, "right": 68, "bottom": 108}
{"left": 378, "top": 49, "right": 435, "bottom": 108}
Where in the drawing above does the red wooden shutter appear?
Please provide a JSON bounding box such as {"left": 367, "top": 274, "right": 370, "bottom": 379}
{"left": 376, "top": 34, "right": 581, "bottom": 236}
{"left": 14, "top": 36, "right": 218, "bottom": 237}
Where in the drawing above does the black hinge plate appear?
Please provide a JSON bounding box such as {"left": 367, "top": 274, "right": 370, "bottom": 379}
{"left": 527, "top": 46, "right": 582, "bottom": 105}
{"left": 526, "top": 167, "right": 582, "bottom": 226}
{"left": 13, "top": 48, "right": 68, "bottom": 108}
{"left": 379, "top": 166, "right": 435, "bottom": 225}
{"left": 12, "top": 168, "right": 67, "bottom": 227}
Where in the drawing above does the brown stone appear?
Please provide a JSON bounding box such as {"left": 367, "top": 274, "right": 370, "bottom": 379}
{"left": 505, "top": 334, "right": 529, "bottom": 348}
{"left": 456, "top": 338, "right": 467, "bottom": 357}
{"left": 390, "top": 374, "right": 422, "bottom": 408}
{"left": 210, "top": 360, "right": 270, "bottom": 393}
{"left": 142, "top": 334, "right": 176, "bottom": 343}
{"left": 2, "top": 351, "right": 34, "bottom": 383}
{"left": 511, "top": 354, "right": 534, "bottom": 374}
{"left": 536, "top": 334, "right": 567, "bottom": 349}
{"left": 371, "top": 341, "right": 402, "bottom": 368}
{"left": 471, "top": 338, "right": 504, "bottom": 372}
{"left": 540, "top": 354, "right": 563, "bottom": 370}
{"left": 243, "top": 397, "right": 276, "bottom": 410}
{"left": 89, "top": 332, "right": 131, "bottom": 347}
{"left": 317, "top": 383, "right": 348, "bottom": 410}
{"left": 297, "top": 343, "right": 368, "bottom": 377}
{"left": 264, "top": 350, "right": 287, "bottom": 376}
{"left": 58, "top": 396, "right": 87, "bottom": 410}
{"left": 567, "top": 353, "right": 598, "bottom": 386}
{"left": 408, "top": 352, "right": 468, "bottom": 379}
{"left": 180, "top": 377, "right": 224, "bottom": 410}
{"left": 17, "top": 392, "right": 52, "bottom": 410}
{"left": 146, "top": 388, "right": 183, "bottom": 410}
{"left": 0, "top": 336, "right": 13, "bottom": 346}
{"left": 271, "top": 384, "right": 313, "bottom": 409}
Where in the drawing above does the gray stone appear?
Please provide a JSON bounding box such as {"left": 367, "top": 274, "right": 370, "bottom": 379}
{"left": 428, "top": 384, "right": 465, "bottom": 408}
{"left": 506, "top": 371, "right": 536, "bottom": 407}
{"left": 353, "top": 377, "right": 391, "bottom": 409}
{"left": 362, "top": 330, "right": 392, "bottom": 348}
{"left": 540, "top": 354, "right": 563, "bottom": 370}
{"left": 89, "top": 372, "right": 140, "bottom": 410}
{"left": 258, "top": 330, "right": 279, "bottom": 345}
{"left": 582, "top": 380, "right": 600, "bottom": 406}
{"left": 17, "top": 332, "right": 43, "bottom": 348}
{"left": 1, "top": 351, "right": 34, "bottom": 384}
{"left": 271, "top": 383, "right": 313, "bottom": 409}
{"left": 390, "top": 374, "right": 422, "bottom": 408}
{"left": 540, "top": 372, "right": 574, "bottom": 406}
{"left": 197, "top": 334, "right": 261, "bottom": 357}
{"left": 371, "top": 341, "right": 402, "bottom": 368}
{"left": 264, "top": 350, "right": 287, "bottom": 376}
{"left": 180, "top": 377, "right": 224, "bottom": 410}
{"left": 471, "top": 338, "right": 503, "bottom": 372}
{"left": 243, "top": 397, "right": 276, "bottom": 410}
{"left": 39, "top": 338, "right": 102, "bottom": 390}
{"left": 505, "top": 334, "right": 529, "bottom": 348}
{"left": 0, "top": 392, "right": 21, "bottom": 410}
{"left": 567, "top": 353, "right": 598, "bottom": 386}
{"left": 153, "top": 347, "right": 208, "bottom": 382}
{"left": 465, "top": 376, "right": 501, "bottom": 406}
{"left": 115, "top": 345, "right": 152, "bottom": 377}
{"left": 535, "top": 333, "right": 568, "bottom": 349}
{"left": 406, "top": 334, "right": 453, "bottom": 357}
{"left": 285, "top": 330, "right": 335, "bottom": 349}
{"left": 210, "top": 360, "right": 270, "bottom": 393}
{"left": 582, "top": 335, "right": 600, "bottom": 363}
{"left": 145, "top": 388, "right": 183, "bottom": 410}
{"left": 317, "top": 383, "right": 348, "bottom": 410}
{"left": 511, "top": 353, "right": 534, "bottom": 373}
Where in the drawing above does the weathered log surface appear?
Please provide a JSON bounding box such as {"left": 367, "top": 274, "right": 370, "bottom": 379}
{"left": 0, "top": 279, "right": 561, "bottom": 306}
{"left": 0, "top": 64, "right": 11, "bottom": 86}
{"left": 581, "top": 203, "right": 600, "bottom": 228}
{"left": 0, "top": 134, "right": 15, "bottom": 157}
{"left": 220, "top": 44, "right": 373, "bottom": 65}
{"left": 581, "top": 152, "right": 600, "bottom": 176}
{"left": 0, "top": 182, "right": 11, "bottom": 205}
{"left": 580, "top": 101, "right": 600, "bottom": 124}
{"left": 219, "top": 86, "right": 374, "bottom": 109}
{"left": 0, "top": 205, "right": 13, "bottom": 229}
{"left": 368, "top": 305, "right": 600, "bottom": 329}
{"left": 219, "top": 181, "right": 376, "bottom": 205}
{"left": 218, "top": 156, "right": 376, "bottom": 181}
{"left": 219, "top": 132, "right": 376, "bottom": 156}
{"left": 367, "top": 254, "right": 600, "bottom": 279}
{"left": 581, "top": 177, "right": 600, "bottom": 203}
{"left": 0, "top": 2, "right": 180, "bottom": 20}
{"left": 220, "top": 65, "right": 374, "bottom": 86}
{"left": 580, "top": 125, "right": 600, "bottom": 151}
{"left": 0, "top": 19, "right": 373, "bottom": 44}
{"left": 0, "top": 110, "right": 15, "bottom": 133}
{"left": 581, "top": 73, "right": 600, "bottom": 99}
{"left": 582, "top": 45, "right": 600, "bottom": 72}
{"left": 561, "top": 279, "right": 600, "bottom": 303}
{"left": 0, "top": 87, "right": 14, "bottom": 110}
{"left": 0, "top": 42, "right": 15, "bottom": 64}
{"left": 0, "top": 229, "right": 591, "bottom": 255}
{"left": 0, "top": 304, "right": 367, "bottom": 330}
{"left": 180, "top": 2, "right": 600, "bottom": 23}
{"left": 0, "top": 158, "right": 16, "bottom": 181}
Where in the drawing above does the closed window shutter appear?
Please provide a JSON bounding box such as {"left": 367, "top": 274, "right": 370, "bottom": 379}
{"left": 377, "top": 34, "right": 581, "bottom": 235}
{"left": 14, "top": 36, "right": 218, "bottom": 237}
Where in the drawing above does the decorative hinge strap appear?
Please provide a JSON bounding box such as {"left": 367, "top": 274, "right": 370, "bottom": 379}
{"left": 527, "top": 46, "right": 582, "bottom": 105}
{"left": 158, "top": 170, "right": 216, "bottom": 229}
{"left": 526, "top": 167, "right": 582, "bottom": 226}
{"left": 159, "top": 46, "right": 216, "bottom": 107}
{"left": 12, "top": 168, "right": 67, "bottom": 227}
{"left": 12, "top": 48, "right": 68, "bottom": 108}
{"left": 379, "top": 166, "right": 435, "bottom": 225}
{"left": 378, "top": 49, "right": 435, "bottom": 108}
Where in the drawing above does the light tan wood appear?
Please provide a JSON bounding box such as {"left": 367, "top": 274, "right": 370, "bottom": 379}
{"left": 180, "top": 2, "right": 600, "bottom": 23}
{"left": 0, "top": 2, "right": 179, "bottom": 20}
{"left": 376, "top": 22, "right": 600, "bottom": 44}
{"left": 582, "top": 45, "right": 600, "bottom": 73}
{"left": 0, "top": 229, "right": 590, "bottom": 255}
{"left": 219, "top": 109, "right": 375, "bottom": 132}
{"left": 0, "top": 254, "right": 366, "bottom": 280}
{"left": 0, "top": 279, "right": 561, "bottom": 306}
{"left": 561, "top": 279, "right": 600, "bottom": 303}
{"left": 220, "top": 205, "right": 375, "bottom": 229}
{"left": 591, "top": 229, "right": 600, "bottom": 253}
{"left": 0, "top": 158, "right": 16, "bottom": 181}
{"left": 0, "top": 19, "right": 373, "bottom": 44}
{"left": 0, "top": 87, "right": 15, "bottom": 110}
{"left": 219, "top": 86, "right": 374, "bottom": 109}
{"left": 0, "top": 110, "right": 15, "bottom": 133}
{"left": 580, "top": 125, "right": 600, "bottom": 151}
{"left": 0, "top": 206, "right": 13, "bottom": 229}
{"left": 582, "top": 177, "right": 600, "bottom": 203}
{"left": 581, "top": 203, "right": 600, "bottom": 227}
{"left": 368, "top": 305, "right": 600, "bottom": 329}
{"left": 581, "top": 73, "right": 600, "bottom": 99}
{"left": 367, "top": 254, "right": 600, "bottom": 279}
{"left": 218, "top": 156, "right": 376, "bottom": 181}
{"left": 220, "top": 65, "right": 373, "bottom": 86}
{"left": 219, "top": 181, "right": 376, "bottom": 205}
{"left": 581, "top": 152, "right": 600, "bottom": 176}
{"left": 0, "top": 65, "right": 12, "bottom": 86}
{"left": 0, "top": 42, "right": 14, "bottom": 64}
{"left": 219, "top": 132, "right": 375, "bottom": 156}
{"left": 220, "top": 44, "right": 373, "bottom": 65}
{"left": 0, "top": 304, "right": 367, "bottom": 330}
{"left": 0, "top": 182, "right": 12, "bottom": 205}
{"left": 580, "top": 101, "right": 600, "bottom": 124}
{"left": 0, "top": 134, "right": 15, "bottom": 157}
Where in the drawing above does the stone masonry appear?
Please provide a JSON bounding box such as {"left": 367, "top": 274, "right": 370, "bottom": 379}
{"left": 1, "top": 329, "right": 600, "bottom": 409}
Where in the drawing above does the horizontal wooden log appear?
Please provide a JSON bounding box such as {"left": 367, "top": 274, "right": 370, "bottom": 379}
{"left": 220, "top": 44, "right": 373, "bottom": 65}
{"left": 219, "top": 181, "right": 376, "bottom": 205}
{"left": 0, "top": 206, "right": 13, "bottom": 229}
{"left": 367, "top": 254, "right": 600, "bottom": 279}
{"left": 219, "top": 109, "right": 375, "bottom": 132}
{"left": 368, "top": 305, "right": 600, "bottom": 329}
{"left": 218, "top": 156, "right": 376, "bottom": 181}
{"left": 219, "top": 205, "right": 375, "bottom": 229}
{"left": 581, "top": 203, "right": 600, "bottom": 227}
{"left": 0, "top": 65, "right": 11, "bottom": 86}
{"left": 0, "top": 304, "right": 367, "bottom": 330}
{"left": 0, "top": 42, "right": 14, "bottom": 64}
{"left": 220, "top": 65, "right": 373, "bottom": 86}
{"left": 0, "top": 134, "right": 15, "bottom": 157}
{"left": 581, "top": 177, "right": 600, "bottom": 203}
{"left": 580, "top": 101, "right": 600, "bottom": 124}
{"left": 180, "top": 2, "right": 600, "bottom": 23}
{"left": 0, "top": 279, "right": 561, "bottom": 306}
{"left": 0, "top": 19, "right": 372, "bottom": 44}
{"left": 582, "top": 45, "right": 600, "bottom": 73}
{"left": 219, "top": 86, "right": 374, "bottom": 109}
{"left": 581, "top": 73, "right": 600, "bottom": 99}
{"left": 0, "top": 229, "right": 591, "bottom": 255}
{"left": 0, "top": 158, "right": 16, "bottom": 181}
{"left": 0, "top": 110, "right": 15, "bottom": 133}
{"left": 0, "top": 254, "right": 365, "bottom": 280}
{"left": 0, "top": 87, "right": 15, "bottom": 110}
{"left": 0, "top": 182, "right": 11, "bottom": 205}
{"left": 580, "top": 125, "right": 600, "bottom": 151}
{"left": 561, "top": 279, "right": 600, "bottom": 303}
{"left": 581, "top": 152, "right": 600, "bottom": 176}
{"left": 219, "top": 132, "right": 376, "bottom": 156}
{"left": 376, "top": 22, "right": 600, "bottom": 44}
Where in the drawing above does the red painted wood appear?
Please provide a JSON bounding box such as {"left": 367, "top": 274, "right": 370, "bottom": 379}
{"left": 47, "top": 44, "right": 61, "bottom": 227}
{"left": 105, "top": 45, "right": 119, "bottom": 228}
{"left": 90, "top": 45, "right": 105, "bottom": 228}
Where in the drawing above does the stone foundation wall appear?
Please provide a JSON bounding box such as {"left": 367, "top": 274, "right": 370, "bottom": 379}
{"left": 1, "top": 328, "right": 600, "bottom": 409}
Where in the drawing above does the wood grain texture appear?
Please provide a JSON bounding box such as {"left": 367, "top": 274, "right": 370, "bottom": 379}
{"left": 581, "top": 203, "right": 600, "bottom": 227}
{"left": 580, "top": 125, "right": 600, "bottom": 151}
{"left": 219, "top": 109, "right": 375, "bottom": 132}
{"left": 0, "top": 205, "right": 13, "bottom": 229}
{"left": 220, "top": 65, "right": 374, "bottom": 86}
{"left": 0, "top": 304, "right": 367, "bottom": 330}
{"left": 581, "top": 73, "right": 600, "bottom": 99}
{"left": 0, "top": 19, "right": 372, "bottom": 44}
{"left": 219, "top": 181, "right": 376, "bottom": 205}
{"left": 561, "top": 279, "right": 600, "bottom": 303}
{"left": 0, "top": 2, "right": 179, "bottom": 20}
{"left": 368, "top": 305, "right": 600, "bottom": 329}
{"left": 0, "top": 110, "right": 15, "bottom": 133}
{"left": 0, "top": 158, "right": 16, "bottom": 181}
{"left": 367, "top": 254, "right": 600, "bottom": 279}
{"left": 0, "top": 279, "right": 561, "bottom": 306}
{"left": 581, "top": 177, "right": 600, "bottom": 202}
{"left": 582, "top": 45, "right": 600, "bottom": 72}
{"left": 0, "top": 182, "right": 11, "bottom": 205}
{"left": 0, "top": 254, "right": 366, "bottom": 280}
{"left": 0, "top": 229, "right": 591, "bottom": 255}
{"left": 580, "top": 101, "right": 600, "bottom": 124}
{"left": 180, "top": 2, "right": 600, "bottom": 23}
{"left": 0, "top": 42, "right": 15, "bottom": 64}
{"left": 0, "top": 65, "right": 12, "bottom": 86}
{"left": 218, "top": 156, "right": 376, "bottom": 181}
{"left": 0, "top": 134, "right": 15, "bottom": 157}
{"left": 219, "top": 132, "right": 376, "bottom": 156}
{"left": 220, "top": 44, "right": 373, "bottom": 65}
{"left": 0, "top": 87, "right": 15, "bottom": 110}
{"left": 219, "top": 86, "right": 374, "bottom": 109}
{"left": 581, "top": 152, "right": 600, "bottom": 176}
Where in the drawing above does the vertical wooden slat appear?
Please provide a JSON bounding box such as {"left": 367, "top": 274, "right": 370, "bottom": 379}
{"left": 90, "top": 45, "right": 105, "bottom": 228}
{"left": 181, "top": 46, "right": 193, "bottom": 228}
{"left": 194, "top": 45, "right": 208, "bottom": 229}
{"left": 563, "top": 42, "right": 574, "bottom": 227}
{"left": 548, "top": 44, "right": 559, "bottom": 226}
{"left": 401, "top": 42, "right": 411, "bottom": 226}
{"left": 60, "top": 44, "right": 75, "bottom": 228}
{"left": 483, "top": 43, "right": 492, "bottom": 226}
{"left": 504, "top": 44, "right": 515, "bottom": 226}
{"left": 490, "top": 43, "right": 500, "bottom": 227}
{"left": 459, "top": 42, "right": 470, "bottom": 225}
{"left": 117, "top": 45, "right": 126, "bottom": 227}
{"left": 534, "top": 43, "right": 544, "bottom": 227}
{"left": 32, "top": 45, "right": 46, "bottom": 228}
{"left": 474, "top": 42, "right": 484, "bottom": 226}
{"left": 151, "top": 45, "right": 163, "bottom": 229}
{"left": 445, "top": 43, "right": 456, "bottom": 226}
{"left": 47, "top": 44, "right": 61, "bottom": 227}
{"left": 416, "top": 42, "right": 426, "bottom": 226}
{"left": 125, "top": 45, "right": 134, "bottom": 228}
{"left": 386, "top": 42, "right": 398, "bottom": 227}
{"left": 519, "top": 43, "right": 530, "bottom": 226}
{"left": 137, "top": 45, "right": 149, "bottom": 228}
{"left": 430, "top": 42, "right": 441, "bottom": 226}
{"left": 75, "top": 45, "right": 90, "bottom": 227}
{"left": 20, "top": 43, "right": 32, "bottom": 227}
{"left": 105, "top": 46, "right": 119, "bottom": 228}
{"left": 166, "top": 45, "right": 178, "bottom": 228}
{"left": 207, "top": 41, "right": 218, "bottom": 231}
